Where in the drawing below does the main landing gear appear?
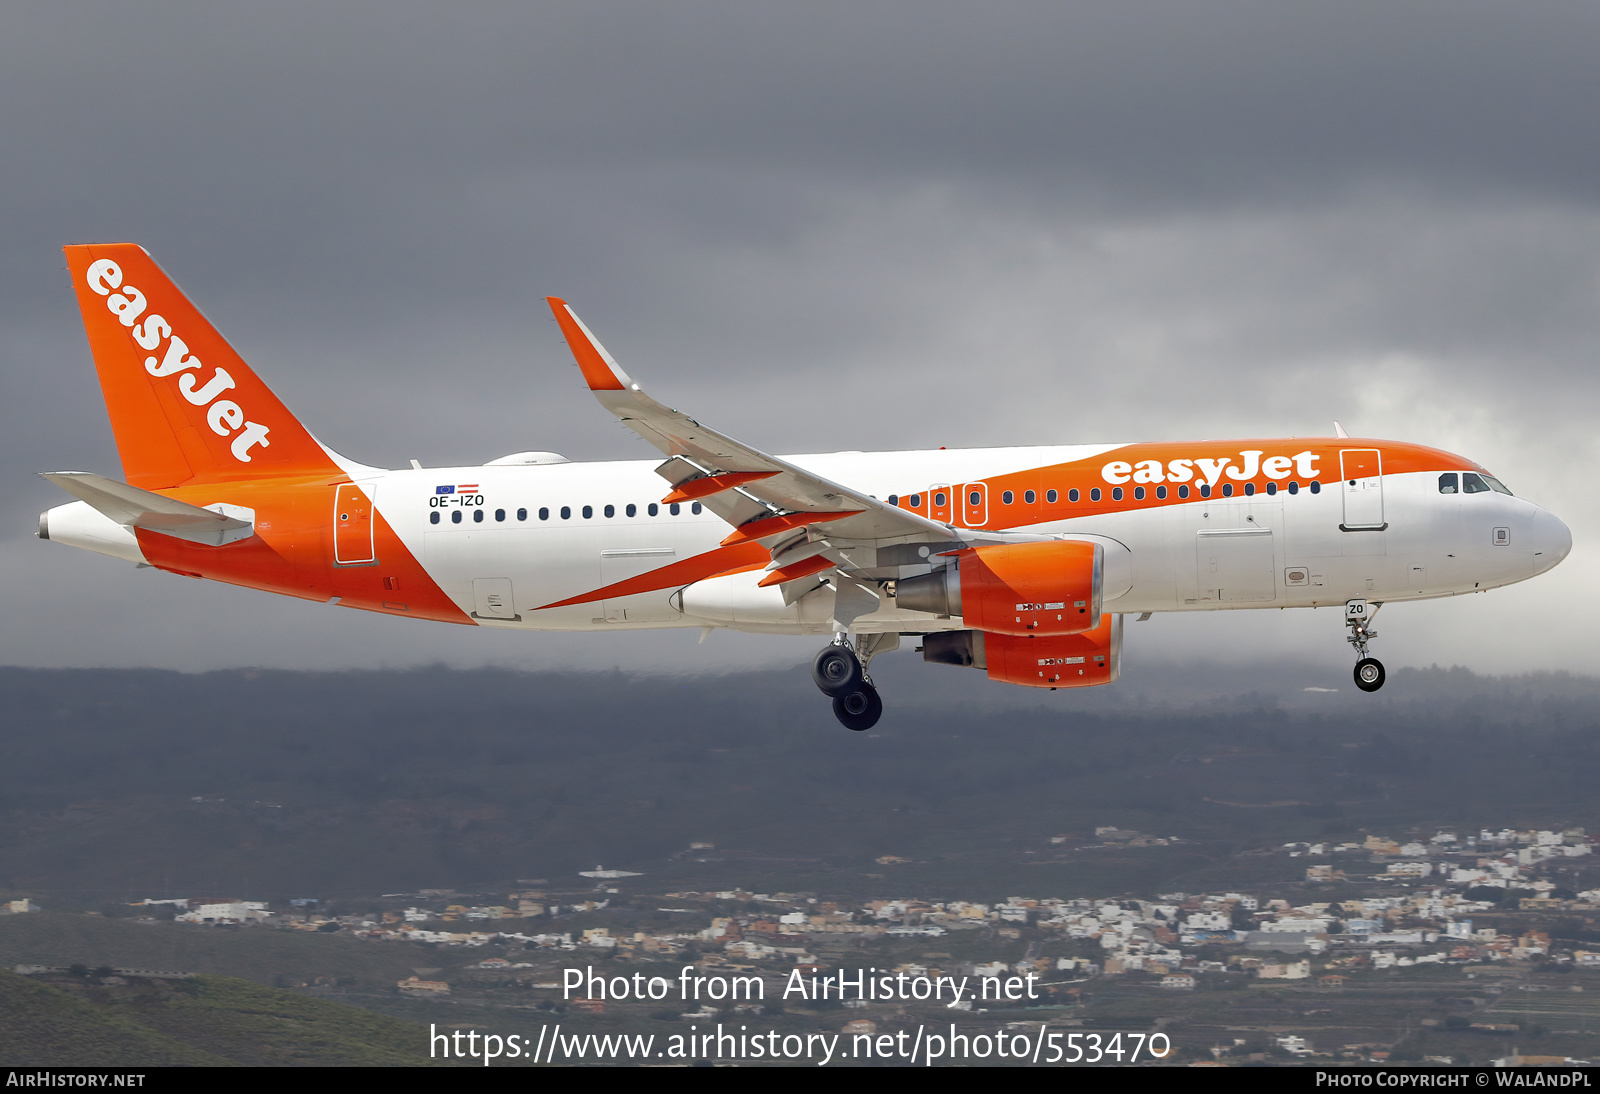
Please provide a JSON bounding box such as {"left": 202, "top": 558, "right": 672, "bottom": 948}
{"left": 813, "top": 637, "right": 882, "bottom": 731}
{"left": 1345, "top": 599, "right": 1385, "bottom": 693}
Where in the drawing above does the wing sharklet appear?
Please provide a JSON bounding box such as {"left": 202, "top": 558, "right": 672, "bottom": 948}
{"left": 549, "top": 297, "right": 631, "bottom": 391}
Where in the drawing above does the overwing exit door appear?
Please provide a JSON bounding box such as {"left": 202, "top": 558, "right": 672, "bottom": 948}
{"left": 961, "top": 482, "right": 989, "bottom": 527}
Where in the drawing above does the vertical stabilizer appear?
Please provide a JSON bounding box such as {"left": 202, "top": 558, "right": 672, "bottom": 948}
{"left": 64, "top": 244, "right": 339, "bottom": 488}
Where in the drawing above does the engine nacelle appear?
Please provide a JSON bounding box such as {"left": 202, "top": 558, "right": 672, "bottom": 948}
{"left": 896, "top": 540, "right": 1102, "bottom": 636}
{"left": 921, "top": 614, "right": 1122, "bottom": 689}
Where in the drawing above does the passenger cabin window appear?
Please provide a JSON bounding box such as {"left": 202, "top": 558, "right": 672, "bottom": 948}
{"left": 517, "top": 507, "right": 528, "bottom": 521}
{"left": 604, "top": 504, "right": 615, "bottom": 517}
{"left": 934, "top": 492, "right": 947, "bottom": 507}
{"left": 1133, "top": 486, "right": 1145, "bottom": 500}
{"left": 1068, "top": 488, "right": 1080, "bottom": 502}
{"left": 1221, "top": 484, "right": 1233, "bottom": 497}
{"left": 495, "top": 508, "right": 506, "bottom": 521}
{"left": 887, "top": 494, "right": 898, "bottom": 506}
{"left": 1002, "top": 490, "right": 1014, "bottom": 504}
{"left": 648, "top": 503, "right": 659, "bottom": 516}
{"left": 1111, "top": 487, "right": 1124, "bottom": 501}
{"left": 1439, "top": 473, "right": 1459, "bottom": 494}
{"left": 1046, "top": 489, "right": 1058, "bottom": 503}
{"left": 1462, "top": 473, "right": 1490, "bottom": 494}
{"left": 670, "top": 502, "right": 681, "bottom": 515}
{"left": 1090, "top": 488, "right": 1101, "bottom": 502}
{"left": 1023, "top": 490, "right": 1036, "bottom": 504}
{"left": 451, "top": 510, "right": 462, "bottom": 524}
{"left": 1199, "top": 484, "right": 1211, "bottom": 498}
{"left": 473, "top": 509, "right": 483, "bottom": 522}
{"left": 692, "top": 502, "right": 703, "bottom": 514}
{"left": 539, "top": 507, "right": 549, "bottom": 520}
{"left": 583, "top": 505, "right": 593, "bottom": 518}
{"left": 1178, "top": 484, "right": 1189, "bottom": 499}
{"left": 1156, "top": 485, "right": 1167, "bottom": 499}
{"left": 909, "top": 493, "right": 922, "bottom": 508}
{"left": 560, "top": 506, "right": 571, "bottom": 519}
{"left": 626, "top": 503, "right": 636, "bottom": 517}
{"left": 429, "top": 512, "right": 439, "bottom": 525}
{"left": 1264, "top": 482, "right": 1276, "bottom": 496}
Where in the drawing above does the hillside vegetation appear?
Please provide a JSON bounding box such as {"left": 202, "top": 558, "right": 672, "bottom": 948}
{"left": 0, "top": 662, "right": 1595, "bottom": 899}
{"left": 0, "top": 968, "right": 444, "bottom": 1066}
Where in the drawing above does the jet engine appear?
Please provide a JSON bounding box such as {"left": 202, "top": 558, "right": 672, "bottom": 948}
{"left": 895, "top": 540, "right": 1102, "bottom": 636}
{"left": 920, "top": 613, "right": 1122, "bottom": 689}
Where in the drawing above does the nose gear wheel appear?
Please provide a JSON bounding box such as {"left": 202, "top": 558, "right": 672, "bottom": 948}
{"left": 1344, "top": 599, "right": 1386, "bottom": 693}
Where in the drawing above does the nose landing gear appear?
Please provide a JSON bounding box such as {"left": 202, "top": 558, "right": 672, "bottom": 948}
{"left": 813, "top": 635, "right": 890, "bottom": 731}
{"left": 1345, "top": 599, "right": 1385, "bottom": 692}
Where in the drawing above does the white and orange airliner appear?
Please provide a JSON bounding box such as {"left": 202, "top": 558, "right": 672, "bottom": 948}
{"left": 40, "top": 244, "right": 1571, "bottom": 729}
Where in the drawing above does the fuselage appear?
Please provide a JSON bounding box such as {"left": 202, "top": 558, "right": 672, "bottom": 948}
{"left": 43, "top": 437, "right": 1572, "bottom": 637}
{"left": 45, "top": 242, "right": 1575, "bottom": 718}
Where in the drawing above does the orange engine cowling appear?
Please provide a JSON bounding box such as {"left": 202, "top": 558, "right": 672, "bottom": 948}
{"left": 896, "top": 539, "right": 1102, "bottom": 636}
{"left": 920, "top": 614, "right": 1122, "bottom": 689}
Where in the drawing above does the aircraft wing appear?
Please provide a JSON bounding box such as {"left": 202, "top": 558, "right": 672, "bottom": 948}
{"left": 547, "top": 299, "right": 960, "bottom": 574}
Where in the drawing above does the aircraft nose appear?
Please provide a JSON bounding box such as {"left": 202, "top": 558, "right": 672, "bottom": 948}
{"left": 1531, "top": 506, "right": 1572, "bottom": 574}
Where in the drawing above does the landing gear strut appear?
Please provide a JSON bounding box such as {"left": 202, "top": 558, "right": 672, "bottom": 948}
{"left": 1345, "top": 599, "right": 1385, "bottom": 693}
{"left": 813, "top": 636, "right": 884, "bottom": 731}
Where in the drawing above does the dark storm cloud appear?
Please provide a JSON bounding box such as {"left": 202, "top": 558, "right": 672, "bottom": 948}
{"left": 2, "top": 3, "right": 1595, "bottom": 673}
{"left": 16, "top": 4, "right": 1600, "bottom": 190}
{"left": 5, "top": 3, "right": 1596, "bottom": 275}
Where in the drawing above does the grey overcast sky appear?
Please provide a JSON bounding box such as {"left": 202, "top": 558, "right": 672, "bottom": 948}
{"left": 3, "top": 2, "right": 1596, "bottom": 678}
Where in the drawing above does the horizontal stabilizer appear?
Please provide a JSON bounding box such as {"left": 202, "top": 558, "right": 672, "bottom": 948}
{"left": 41, "top": 471, "right": 254, "bottom": 546}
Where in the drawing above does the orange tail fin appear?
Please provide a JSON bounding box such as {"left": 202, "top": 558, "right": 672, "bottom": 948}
{"left": 64, "top": 244, "right": 339, "bottom": 489}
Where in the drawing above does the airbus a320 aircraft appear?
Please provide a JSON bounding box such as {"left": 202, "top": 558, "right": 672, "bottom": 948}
{"left": 40, "top": 244, "right": 1571, "bottom": 730}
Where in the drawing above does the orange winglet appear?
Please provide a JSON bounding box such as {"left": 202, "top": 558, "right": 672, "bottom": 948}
{"left": 662, "top": 471, "right": 779, "bottom": 504}
{"left": 756, "top": 554, "right": 836, "bottom": 588}
{"left": 720, "top": 509, "right": 864, "bottom": 546}
{"left": 546, "top": 297, "right": 627, "bottom": 392}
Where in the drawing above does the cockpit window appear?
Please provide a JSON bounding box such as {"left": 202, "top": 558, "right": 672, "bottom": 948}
{"left": 1438, "top": 473, "right": 1458, "bottom": 494}
{"left": 1462, "top": 473, "right": 1490, "bottom": 494}
{"left": 1481, "top": 475, "right": 1513, "bottom": 496}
